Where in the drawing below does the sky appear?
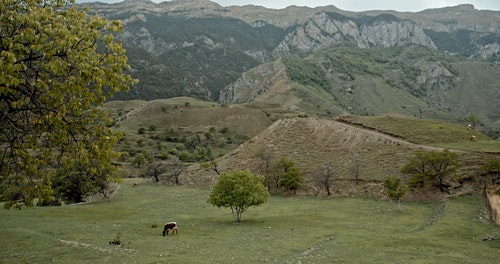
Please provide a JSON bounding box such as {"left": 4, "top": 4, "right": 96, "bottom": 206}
{"left": 81, "top": 0, "right": 500, "bottom": 12}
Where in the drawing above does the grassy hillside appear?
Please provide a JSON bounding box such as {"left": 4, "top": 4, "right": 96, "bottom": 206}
{"left": 102, "top": 98, "right": 306, "bottom": 177}
{"left": 248, "top": 45, "right": 500, "bottom": 136}
{"left": 338, "top": 115, "right": 499, "bottom": 152}
{"left": 1, "top": 179, "right": 499, "bottom": 263}
{"left": 104, "top": 98, "right": 499, "bottom": 198}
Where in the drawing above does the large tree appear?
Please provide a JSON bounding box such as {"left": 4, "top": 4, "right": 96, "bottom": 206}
{"left": 401, "top": 149, "right": 459, "bottom": 193}
{"left": 207, "top": 170, "right": 269, "bottom": 222}
{"left": 0, "top": 0, "right": 136, "bottom": 208}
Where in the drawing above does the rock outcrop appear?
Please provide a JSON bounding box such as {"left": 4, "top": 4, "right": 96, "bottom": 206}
{"left": 273, "top": 12, "right": 437, "bottom": 56}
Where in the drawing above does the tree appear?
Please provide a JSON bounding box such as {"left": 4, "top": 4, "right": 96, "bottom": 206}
{"left": 280, "top": 167, "right": 303, "bottom": 194}
{"left": 167, "top": 156, "right": 185, "bottom": 184}
{"left": 269, "top": 157, "right": 294, "bottom": 190}
{"left": 401, "top": 149, "right": 460, "bottom": 193}
{"left": 350, "top": 153, "right": 361, "bottom": 185}
{"left": 255, "top": 147, "right": 273, "bottom": 190}
{"left": 482, "top": 157, "right": 500, "bottom": 185}
{"left": 465, "top": 114, "right": 483, "bottom": 129}
{"left": 207, "top": 170, "right": 269, "bottom": 222}
{"left": 316, "top": 162, "right": 335, "bottom": 196}
{"left": 200, "top": 160, "right": 221, "bottom": 175}
{"left": 132, "top": 154, "right": 147, "bottom": 168}
{"left": 383, "top": 175, "right": 407, "bottom": 211}
{"left": 146, "top": 162, "right": 167, "bottom": 182}
{"left": 0, "top": 0, "right": 136, "bottom": 208}
{"left": 52, "top": 159, "right": 118, "bottom": 204}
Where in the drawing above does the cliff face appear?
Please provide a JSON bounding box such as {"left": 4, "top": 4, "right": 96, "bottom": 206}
{"left": 273, "top": 12, "right": 437, "bottom": 56}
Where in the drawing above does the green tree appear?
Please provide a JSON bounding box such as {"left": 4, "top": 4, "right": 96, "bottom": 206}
{"left": 401, "top": 149, "right": 459, "bottom": 193}
{"left": 0, "top": 0, "right": 136, "bottom": 208}
{"left": 269, "top": 157, "right": 294, "bottom": 190}
{"left": 132, "top": 154, "right": 146, "bottom": 168}
{"left": 52, "top": 159, "right": 118, "bottom": 204}
{"left": 482, "top": 157, "right": 500, "bottom": 185}
{"left": 383, "top": 176, "right": 407, "bottom": 211}
{"left": 465, "top": 114, "right": 483, "bottom": 129}
{"left": 280, "top": 167, "right": 303, "bottom": 194}
{"left": 272, "top": 158, "right": 302, "bottom": 194}
{"left": 207, "top": 170, "right": 269, "bottom": 222}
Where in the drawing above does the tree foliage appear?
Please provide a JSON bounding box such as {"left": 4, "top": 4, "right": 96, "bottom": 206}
{"left": 207, "top": 170, "right": 269, "bottom": 222}
{"left": 279, "top": 167, "right": 303, "bottom": 194}
{"left": 383, "top": 175, "right": 407, "bottom": 211}
{"left": 401, "top": 149, "right": 460, "bottom": 193}
{"left": 482, "top": 157, "right": 500, "bottom": 185}
{"left": 465, "top": 114, "right": 483, "bottom": 129}
{"left": 0, "top": 0, "right": 136, "bottom": 208}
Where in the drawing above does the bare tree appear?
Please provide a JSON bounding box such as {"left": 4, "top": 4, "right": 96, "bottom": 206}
{"left": 146, "top": 162, "right": 167, "bottom": 182}
{"left": 350, "top": 153, "right": 361, "bottom": 185}
{"left": 201, "top": 160, "right": 221, "bottom": 175}
{"left": 316, "top": 162, "right": 335, "bottom": 196}
{"left": 168, "top": 156, "right": 186, "bottom": 184}
{"left": 255, "top": 147, "right": 273, "bottom": 190}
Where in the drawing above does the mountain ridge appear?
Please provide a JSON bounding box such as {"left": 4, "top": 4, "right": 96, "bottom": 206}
{"left": 82, "top": 0, "right": 500, "bottom": 135}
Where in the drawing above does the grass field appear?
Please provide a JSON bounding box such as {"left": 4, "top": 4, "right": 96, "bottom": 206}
{"left": 339, "top": 115, "right": 500, "bottom": 153}
{"left": 1, "top": 178, "right": 499, "bottom": 263}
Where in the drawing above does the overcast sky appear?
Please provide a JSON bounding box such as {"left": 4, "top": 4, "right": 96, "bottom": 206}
{"left": 82, "top": 0, "right": 500, "bottom": 12}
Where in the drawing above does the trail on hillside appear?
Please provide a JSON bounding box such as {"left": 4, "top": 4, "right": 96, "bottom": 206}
{"left": 333, "top": 118, "right": 447, "bottom": 152}
{"left": 189, "top": 117, "right": 472, "bottom": 198}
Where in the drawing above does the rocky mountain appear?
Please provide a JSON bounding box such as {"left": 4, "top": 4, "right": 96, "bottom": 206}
{"left": 81, "top": 0, "right": 500, "bottom": 136}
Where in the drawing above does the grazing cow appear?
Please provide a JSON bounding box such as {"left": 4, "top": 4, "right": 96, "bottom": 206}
{"left": 162, "top": 222, "right": 178, "bottom": 236}
{"left": 467, "top": 124, "right": 473, "bottom": 130}
{"left": 470, "top": 135, "right": 477, "bottom": 141}
{"left": 133, "top": 182, "right": 139, "bottom": 187}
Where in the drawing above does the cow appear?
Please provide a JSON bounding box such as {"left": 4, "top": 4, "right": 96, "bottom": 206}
{"left": 133, "top": 182, "right": 139, "bottom": 187}
{"left": 162, "top": 222, "right": 178, "bottom": 236}
{"left": 470, "top": 135, "right": 477, "bottom": 141}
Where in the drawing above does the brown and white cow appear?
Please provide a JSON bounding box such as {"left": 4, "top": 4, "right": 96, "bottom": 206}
{"left": 162, "top": 222, "right": 178, "bottom": 236}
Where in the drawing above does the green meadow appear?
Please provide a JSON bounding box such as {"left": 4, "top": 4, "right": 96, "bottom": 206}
{"left": 1, "top": 178, "right": 499, "bottom": 263}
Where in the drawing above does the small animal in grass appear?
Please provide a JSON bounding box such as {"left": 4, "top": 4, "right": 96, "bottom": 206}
{"left": 162, "top": 222, "right": 178, "bottom": 236}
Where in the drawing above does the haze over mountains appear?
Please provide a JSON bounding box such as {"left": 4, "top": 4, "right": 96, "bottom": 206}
{"left": 81, "top": 0, "right": 500, "bottom": 137}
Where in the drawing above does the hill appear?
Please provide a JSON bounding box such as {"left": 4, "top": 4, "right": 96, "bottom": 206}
{"left": 103, "top": 98, "right": 304, "bottom": 176}
{"left": 104, "top": 99, "right": 500, "bottom": 197}
{"left": 180, "top": 114, "right": 499, "bottom": 197}
{"left": 84, "top": 0, "right": 500, "bottom": 136}
{"left": 221, "top": 45, "right": 500, "bottom": 137}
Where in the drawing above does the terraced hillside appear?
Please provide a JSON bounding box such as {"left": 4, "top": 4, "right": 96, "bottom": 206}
{"left": 189, "top": 115, "right": 499, "bottom": 198}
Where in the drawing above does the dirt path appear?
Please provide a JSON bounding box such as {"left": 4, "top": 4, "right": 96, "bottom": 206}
{"left": 334, "top": 118, "right": 452, "bottom": 152}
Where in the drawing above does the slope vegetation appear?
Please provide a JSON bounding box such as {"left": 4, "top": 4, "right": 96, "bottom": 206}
{"left": 190, "top": 115, "right": 500, "bottom": 198}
